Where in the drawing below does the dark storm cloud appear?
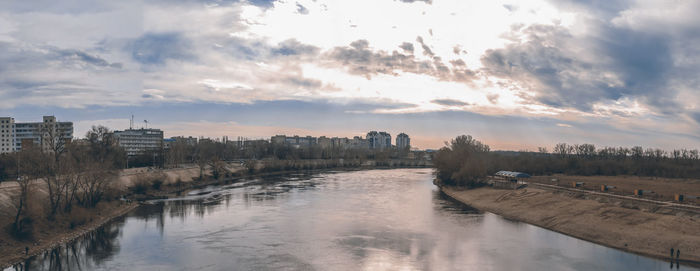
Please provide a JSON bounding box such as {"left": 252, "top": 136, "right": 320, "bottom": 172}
{"left": 595, "top": 25, "right": 677, "bottom": 111}
{"left": 479, "top": 20, "right": 699, "bottom": 114}
{"left": 128, "top": 32, "right": 195, "bottom": 65}
{"left": 325, "top": 39, "right": 476, "bottom": 82}
{"left": 431, "top": 99, "right": 469, "bottom": 106}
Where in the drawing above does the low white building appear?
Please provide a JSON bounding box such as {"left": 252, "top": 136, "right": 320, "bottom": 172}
{"left": 113, "top": 128, "right": 164, "bottom": 156}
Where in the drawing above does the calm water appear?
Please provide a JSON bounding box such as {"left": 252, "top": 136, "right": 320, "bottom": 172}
{"left": 9, "top": 169, "right": 696, "bottom": 270}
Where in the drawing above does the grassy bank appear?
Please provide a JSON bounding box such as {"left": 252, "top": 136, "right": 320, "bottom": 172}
{"left": 440, "top": 185, "right": 700, "bottom": 264}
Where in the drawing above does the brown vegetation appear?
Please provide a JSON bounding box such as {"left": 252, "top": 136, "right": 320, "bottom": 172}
{"left": 442, "top": 186, "right": 700, "bottom": 263}
{"left": 0, "top": 125, "right": 123, "bottom": 241}
{"left": 434, "top": 135, "right": 700, "bottom": 187}
{"left": 529, "top": 175, "right": 700, "bottom": 204}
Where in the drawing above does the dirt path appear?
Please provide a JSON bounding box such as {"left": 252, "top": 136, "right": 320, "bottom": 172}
{"left": 441, "top": 186, "right": 700, "bottom": 264}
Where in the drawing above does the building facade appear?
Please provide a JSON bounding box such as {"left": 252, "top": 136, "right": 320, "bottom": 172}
{"left": 113, "top": 128, "right": 164, "bottom": 156}
{"left": 396, "top": 133, "right": 410, "bottom": 150}
{"left": 271, "top": 135, "right": 318, "bottom": 148}
{"left": 367, "top": 131, "right": 391, "bottom": 150}
{"left": 171, "top": 136, "right": 198, "bottom": 146}
{"left": 1, "top": 116, "right": 74, "bottom": 153}
{"left": 318, "top": 136, "right": 332, "bottom": 149}
{"left": 0, "top": 117, "right": 15, "bottom": 154}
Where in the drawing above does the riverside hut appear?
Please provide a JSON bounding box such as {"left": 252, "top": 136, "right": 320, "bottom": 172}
{"left": 491, "top": 171, "right": 530, "bottom": 189}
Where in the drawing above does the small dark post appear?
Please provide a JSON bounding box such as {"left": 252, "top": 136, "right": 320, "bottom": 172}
{"left": 671, "top": 248, "right": 674, "bottom": 258}
{"left": 677, "top": 249, "right": 680, "bottom": 259}
{"left": 25, "top": 246, "right": 28, "bottom": 255}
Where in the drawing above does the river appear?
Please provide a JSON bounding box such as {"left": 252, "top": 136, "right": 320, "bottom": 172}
{"left": 8, "top": 169, "right": 696, "bottom": 270}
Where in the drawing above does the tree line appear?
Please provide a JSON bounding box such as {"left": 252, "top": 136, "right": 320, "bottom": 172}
{"left": 434, "top": 135, "right": 700, "bottom": 187}
{"left": 0, "top": 124, "right": 424, "bottom": 237}
{"left": 0, "top": 125, "right": 124, "bottom": 237}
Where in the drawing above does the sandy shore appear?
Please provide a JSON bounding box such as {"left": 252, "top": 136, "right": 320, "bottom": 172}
{"left": 441, "top": 186, "right": 700, "bottom": 263}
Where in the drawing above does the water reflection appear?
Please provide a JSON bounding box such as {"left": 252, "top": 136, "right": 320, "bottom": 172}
{"left": 9, "top": 169, "right": 699, "bottom": 271}
{"left": 12, "top": 218, "right": 124, "bottom": 271}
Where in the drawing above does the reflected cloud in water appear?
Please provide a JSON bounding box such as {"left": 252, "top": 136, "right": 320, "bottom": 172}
{"left": 9, "top": 169, "right": 699, "bottom": 271}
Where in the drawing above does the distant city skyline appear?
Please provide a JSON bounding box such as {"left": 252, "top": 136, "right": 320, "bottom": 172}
{"left": 1, "top": 1, "right": 699, "bottom": 151}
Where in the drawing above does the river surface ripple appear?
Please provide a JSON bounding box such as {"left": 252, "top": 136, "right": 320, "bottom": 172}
{"left": 9, "top": 168, "right": 696, "bottom": 271}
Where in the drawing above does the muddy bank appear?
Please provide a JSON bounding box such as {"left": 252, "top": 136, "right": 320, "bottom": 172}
{"left": 441, "top": 186, "right": 700, "bottom": 264}
{"left": 0, "top": 201, "right": 137, "bottom": 269}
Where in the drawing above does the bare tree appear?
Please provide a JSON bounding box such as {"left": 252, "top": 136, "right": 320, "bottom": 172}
{"left": 77, "top": 161, "right": 114, "bottom": 208}
{"left": 38, "top": 121, "right": 71, "bottom": 217}
{"left": 9, "top": 150, "right": 41, "bottom": 234}
{"left": 194, "top": 141, "right": 216, "bottom": 180}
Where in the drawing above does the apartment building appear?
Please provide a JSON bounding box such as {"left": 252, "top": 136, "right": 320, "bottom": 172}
{"left": 113, "top": 128, "right": 164, "bottom": 156}
{"left": 1, "top": 116, "right": 74, "bottom": 153}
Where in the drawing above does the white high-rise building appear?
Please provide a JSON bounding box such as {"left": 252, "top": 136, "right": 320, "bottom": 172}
{"left": 1, "top": 116, "right": 74, "bottom": 153}
{"left": 0, "top": 117, "right": 16, "bottom": 154}
{"left": 367, "top": 131, "right": 391, "bottom": 150}
{"left": 15, "top": 116, "right": 74, "bottom": 152}
{"left": 396, "top": 133, "right": 410, "bottom": 150}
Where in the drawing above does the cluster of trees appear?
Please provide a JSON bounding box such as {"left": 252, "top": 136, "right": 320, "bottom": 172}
{"left": 0, "top": 125, "right": 124, "bottom": 237}
{"left": 163, "top": 139, "right": 416, "bottom": 179}
{"left": 0, "top": 123, "right": 425, "bottom": 236}
{"left": 434, "top": 135, "right": 700, "bottom": 187}
{"left": 433, "top": 135, "right": 491, "bottom": 187}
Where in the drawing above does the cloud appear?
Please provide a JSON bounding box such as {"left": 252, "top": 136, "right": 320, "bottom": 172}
{"left": 324, "top": 39, "right": 477, "bottom": 83}
{"left": 479, "top": 22, "right": 688, "bottom": 114}
{"left": 296, "top": 2, "right": 309, "bottom": 15}
{"left": 398, "top": 0, "right": 432, "bottom": 4}
{"left": 0, "top": 42, "right": 121, "bottom": 71}
{"left": 271, "top": 39, "right": 320, "bottom": 56}
{"left": 502, "top": 4, "right": 518, "bottom": 12}
{"left": 692, "top": 112, "right": 700, "bottom": 124}
{"left": 128, "top": 32, "right": 195, "bottom": 65}
{"left": 399, "top": 42, "right": 414, "bottom": 54}
{"left": 486, "top": 94, "right": 499, "bottom": 104}
{"left": 0, "top": 41, "right": 136, "bottom": 108}
{"left": 431, "top": 99, "right": 469, "bottom": 107}
{"left": 415, "top": 36, "right": 434, "bottom": 57}
{"left": 1, "top": 0, "right": 699, "bottom": 149}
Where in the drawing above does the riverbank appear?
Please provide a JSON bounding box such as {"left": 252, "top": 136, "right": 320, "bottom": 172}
{"left": 0, "top": 201, "right": 137, "bottom": 268}
{"left": 0, "top": 162, "right": 429, "bottom": 268}
{"left": 441, "top": 186, "right": 700, "bottom": 264}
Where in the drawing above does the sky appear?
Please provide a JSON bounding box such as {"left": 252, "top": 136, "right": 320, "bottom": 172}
{"left": 0, "top": 0, "right": 699, "bottom": 150}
